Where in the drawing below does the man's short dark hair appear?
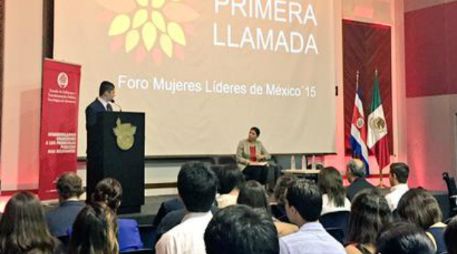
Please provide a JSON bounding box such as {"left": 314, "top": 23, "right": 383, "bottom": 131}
{"left": 178, "top": 161, "right": 217, "bottom": 212}
{"left": 99, "top": 81, "right": 115, "bottom": 97}
{"left": 56, "top": 172, "right": 83, "bottom": 200}
{"left": 286, "top": 179, "right": 322, "bottom": 222}
{"left": 390, "top": 162, "right": 409, "bottom": 183}
{"left": 215, "top": 164, "right": 245, "bottom": 194}
{"left": 377, "top": 222, "right": 434, "bottom": 254}
{"left": 250, "top": 127, "right": 260, "bottom": 136}
{"left": 204, "top": 205, "right": 279, "bottom": 254}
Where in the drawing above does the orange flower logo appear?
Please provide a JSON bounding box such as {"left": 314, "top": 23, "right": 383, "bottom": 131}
{"left": 97, "top": 0, "right": 199, "bottom": 62}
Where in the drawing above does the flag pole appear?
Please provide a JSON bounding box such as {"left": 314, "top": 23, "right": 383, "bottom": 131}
{"left": 375, "top": 69, "right": 386, "bottom": 188}
{"left": 356, "top": 70, "right": 360, "bottom": 89}
{"left": 353, "top": 70, "right": 360, "bottom": 159}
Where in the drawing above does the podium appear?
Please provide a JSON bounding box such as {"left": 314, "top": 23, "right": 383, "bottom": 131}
{"left": 86, "top": 112, "right": 145, "bottom": 214}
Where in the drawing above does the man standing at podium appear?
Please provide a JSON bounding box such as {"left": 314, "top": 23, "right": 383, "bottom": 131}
{"left": 85, "top": 81, "right": 116, "bottom": 199}
{"left": 85, "top": 81, "right": 116, "bottom": 129}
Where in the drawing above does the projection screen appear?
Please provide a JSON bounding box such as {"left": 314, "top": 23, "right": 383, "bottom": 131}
{"left": 54, "top": 0, "right": 338, "bottom": 156}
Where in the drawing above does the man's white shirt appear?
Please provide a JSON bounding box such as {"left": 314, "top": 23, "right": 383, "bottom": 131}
{"left": 155, "top": 211, "right": 213, "bottom": 254}
{"left": 385, "top": 183, "right": 409, "bottom": 211}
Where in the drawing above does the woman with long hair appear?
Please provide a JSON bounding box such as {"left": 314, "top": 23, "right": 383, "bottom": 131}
{"left": 237, "top": 180, "right": 298, "bottom": 237}
{"left": 91, "top": 178, "right": 123, "bottom": 211}
{"left": 68, "top": 202, "right": 119, "bottom": 254}
{"left": 270, "top": 174, "right": 297, "bottom": 222}
{"left": 0, "top": 191, "right": 63, "bottom": 254}
{"left": 91, "top": 177, "right": 143, "bottom": 251}
{"left": 397, "top": 188, "right": 447, "bottom": 254}
{"left": 346, "top": 189, "right": 392, "bottom": 254}
{"left": 317, "top": 167, "right": 351, "bottom": 215}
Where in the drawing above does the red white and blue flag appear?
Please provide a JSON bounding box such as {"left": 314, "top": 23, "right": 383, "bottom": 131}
{"left": 350, "top": 75, "right": 370, "bottom": 174}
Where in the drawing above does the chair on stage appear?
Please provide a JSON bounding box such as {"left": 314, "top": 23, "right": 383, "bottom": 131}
{"left": 319, "top": 211, "right": 350, "bottom": 244}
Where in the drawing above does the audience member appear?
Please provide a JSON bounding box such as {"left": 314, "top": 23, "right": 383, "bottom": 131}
{"left": 271, "top": 174, "right": 297, "bottom": 222}
{"left": 215, "top": 164, "right": 245, "bottom": 208}
{"left": 397, "top": 188, "right": 447, "bottom": 254}
{"left": 385, "top": 162, "right": 410, "bottom": 211}
{"left": 204, "top": 205, "right": 279, "bottom": 254}
{"left": 92, "top": 177, "right": 143, "bottom": 251}
{"left": 68, "top": 202, "right": 119, "bottom": 254}
{"left": 46, "top": 172, "right": 85, "bottom": 238}
{"left": 377, "top": 222, "right": 435, "bottom": 254}
{"left": 155, "top": 161, "right": 218, "bottom": 254}
{"left": 444, "top": 215, "right": 457, "bottom": 254}
{"left": 279, "top": 179, "right": 345, "bottom": 254}
{"left": 152, "top": 198, "right": 184, "bottom": 228}
{"left": 237, "top": 180, "right": 298, "bottom": 237}
{"left": 318, "top": 167, "right": 351, "bottom": 215}
{"left": 0, "top": 191, "right": 64, "bottom": 254}
{"left": 346, "top": 189, "right": 392, "bottom": 254}
{"left": 346, "top": 159, "right": 375, "bottom": 201}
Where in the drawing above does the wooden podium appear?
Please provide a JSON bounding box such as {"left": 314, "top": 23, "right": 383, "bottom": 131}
{"left": 86, "top": 112, "right": 145, "bottom": 213}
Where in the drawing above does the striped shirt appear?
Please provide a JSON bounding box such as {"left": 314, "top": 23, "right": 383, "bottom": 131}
{"left": 279, "top": 222, "right": 345, "bottom": 254}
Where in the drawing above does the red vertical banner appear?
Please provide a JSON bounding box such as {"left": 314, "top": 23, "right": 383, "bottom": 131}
{"left": 39, "top": 59, "right": 81, "bottom": 200}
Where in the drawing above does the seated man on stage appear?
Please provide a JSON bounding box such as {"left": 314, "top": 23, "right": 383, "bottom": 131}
{"left": 236, "top": 127, "right": 271, "bottom": 184}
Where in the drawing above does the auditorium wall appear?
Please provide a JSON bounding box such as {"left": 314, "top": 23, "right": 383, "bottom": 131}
{"left": 0, "top": 0, "right": 425, "bottom": 192}
{"left": 324, "top": 0, "right": 409, "bottom": 187}
{"left": 0, "top": 0, "right": 43, "bottom": 190}
{"left": 404, "top": 0, "right": 457, "bottom": 190}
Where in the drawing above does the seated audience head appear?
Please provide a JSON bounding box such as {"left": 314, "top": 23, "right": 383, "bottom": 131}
{"left": 56, "top": 172, "right": 83, "bottom": 202}
{"left": 69, "top": 203, "right": 119, "bottom": 254}
{"left": 204, "top": 205, "right": 279, "bottom": 254}
{"left": 91, "top": 177, "right": 123, "bottom": 212}
{"left": 318, "top": 166, "right": 346, "bottom": 207}
{"left": 216, "top": 164, "right": 245, "bottom": 195}
{"left": 248, "top": 127, "right": 260, "bottom": 141}
{"left": 178, "top": 161, "right": 217, "bottom": 212}
{"left": 445, "top": 216, "right": 457, "bottom": 254}
{"left": 273, "top": 174, "right": 297, "bottom": 205}
{"left": 0, "top": 191, "right": 57, "bottom": 253}
{"left": 237, "top": 180, "right": 269, "bottom": 211}
{"left": 347, "top": 189, "right": 392, "bottom": 246}
{"left": 377, "top": 222, "right": 434, "bottom": 254}
{"left": 389, "top": 162, "right": 410, "bottom": 187}
{"left": 285, "top": 179, "right": 322, "bottom": 226}
{"left": 346, "top": 158, "right": 366, "bottom": 182}
{"left": 397, "top": 188, "right": 442, "bottom": 230}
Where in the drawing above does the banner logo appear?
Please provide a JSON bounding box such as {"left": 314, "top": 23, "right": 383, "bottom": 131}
{"left": 57, "top": 72, "right": 69, "bottom": 89}
{"left": 113, "top": 118, "right": 137, "bottom": 150}
{"left": 105, "top": 0, "right": 199, "bottom": 62}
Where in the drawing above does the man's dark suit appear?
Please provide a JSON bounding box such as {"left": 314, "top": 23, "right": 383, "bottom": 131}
{"left": 45, "top": 200, "right": 85, "bottom": 237}
{"left": 85, "top": 98, "right": 107, "bottom": 131}
{"left": 85, "top": 99, "right": 107, "bottom": 199}
{"left": 346, "top": 177, "right": 375, "bottom": 201}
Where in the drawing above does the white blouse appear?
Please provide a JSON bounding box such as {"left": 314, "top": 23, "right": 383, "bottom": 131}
{"left": 321, "top": 194, "right": 351, "bottom": 215}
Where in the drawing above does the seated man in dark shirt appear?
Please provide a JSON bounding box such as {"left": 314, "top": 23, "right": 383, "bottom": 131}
{"left": 152, "top": 198, "right": 184, "bottom": 228}
{"left": 346, "top": 159, "right": 375, "bottom": 201}
{"left": 46, "top": 172, "right": 85, "bottom": 238}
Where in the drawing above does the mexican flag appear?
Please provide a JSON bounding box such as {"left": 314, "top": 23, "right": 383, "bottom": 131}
{"left": 367, "top": 71, "right": 390, "bottom": 170}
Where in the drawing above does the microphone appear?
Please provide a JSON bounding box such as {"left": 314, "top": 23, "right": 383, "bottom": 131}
{"left": 110, "top": 99, "right": 122, "bottom": 112}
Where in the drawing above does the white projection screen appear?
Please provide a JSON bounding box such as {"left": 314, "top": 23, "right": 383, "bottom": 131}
{"left": 55, "top": 0, "right": 338, "bottom": 156}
